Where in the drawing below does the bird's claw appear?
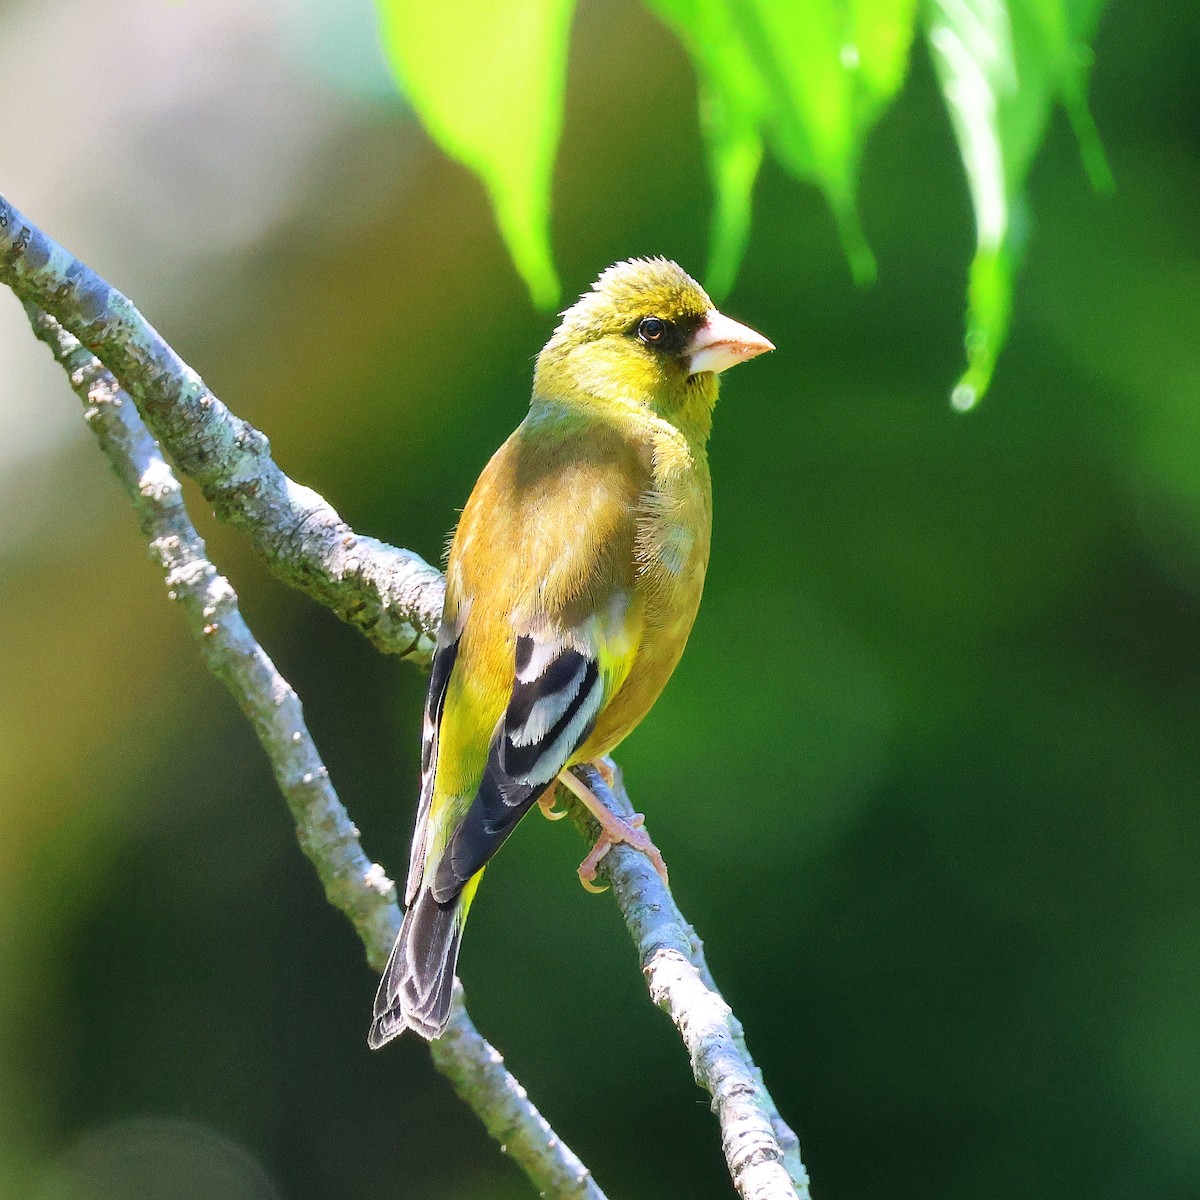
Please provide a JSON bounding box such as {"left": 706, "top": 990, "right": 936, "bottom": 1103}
{"left": 576, "top": 811, "right": 668, "bottom": 893}
{"left": 578, "top": 840, "right": 612, "bottom": 893}
{"left": 538, "top": 788, "right": 568, "bottom": 821}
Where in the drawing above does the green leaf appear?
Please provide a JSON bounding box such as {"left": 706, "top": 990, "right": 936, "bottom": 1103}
{"left": 923, "top": 0, "right": 1111, "bottom": 409}
{"left": 375, "top": 0, "right": 574, "bottom": 309}
{"left": 699, "top": 85, "right": 764, "bottom": 300}
{"left": 651, "top": 0, "right": 918, "bottom": 291}
{"left": 648, "top": 0, "right": 771, "bottom": 296}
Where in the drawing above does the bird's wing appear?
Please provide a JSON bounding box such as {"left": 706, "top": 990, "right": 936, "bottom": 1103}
{"left": 404, "top": 606, "right": 464, "bottom": 906}
{"left": 428, "top": 609, "right": 639, "bottom": 903}
{"left": 409, "top": 416, "right": 647, "bottom": 906}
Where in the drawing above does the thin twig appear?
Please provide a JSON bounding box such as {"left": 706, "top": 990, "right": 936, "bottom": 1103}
{"left": 22, "top": 305, "right": 606, "bottom": 1200}
{"left": 3, "top": 194, "right": 809, "bottom": 1199}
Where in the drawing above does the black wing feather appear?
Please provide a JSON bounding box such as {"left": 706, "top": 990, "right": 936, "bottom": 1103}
{"left": 405, "top": 624, "right": 460, "bottom": 905}
{"left": 430, "top": 635, "right": 602, "bottom": 902}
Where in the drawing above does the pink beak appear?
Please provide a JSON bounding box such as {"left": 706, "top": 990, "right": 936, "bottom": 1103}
{"left": 686, "top": 309, "right": 775, "bottom": 376}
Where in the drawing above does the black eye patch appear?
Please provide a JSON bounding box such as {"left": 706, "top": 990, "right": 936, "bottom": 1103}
{"left": 634, "top": 315, "right": 689, "bottom": 356}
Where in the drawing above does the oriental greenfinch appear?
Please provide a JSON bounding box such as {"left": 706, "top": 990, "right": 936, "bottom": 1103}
{"left": 370, "top": 258, "right": 772, "bottom": 1044}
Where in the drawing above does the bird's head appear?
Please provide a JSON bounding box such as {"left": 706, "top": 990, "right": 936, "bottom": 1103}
{"left": 533, "top": 258, "right": 773, "bottom": 442}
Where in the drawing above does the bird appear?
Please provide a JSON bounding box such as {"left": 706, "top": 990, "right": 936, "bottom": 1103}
{"left": 369, "top": 258, "right": 773, "bottom": 1045}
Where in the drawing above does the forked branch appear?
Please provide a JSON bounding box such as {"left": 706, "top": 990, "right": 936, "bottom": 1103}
{"left": 2, "top": 192, "right": 808, "bottom": 1200}
{"left": 22, "top": 305, "right": 605, "bottom": 1200}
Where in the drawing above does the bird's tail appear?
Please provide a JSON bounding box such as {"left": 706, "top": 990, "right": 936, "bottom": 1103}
{"left": 368, "top": 874, "right": 480, "bottom": 1046}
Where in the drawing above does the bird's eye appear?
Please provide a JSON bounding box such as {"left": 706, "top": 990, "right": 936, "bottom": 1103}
{"left": 638, "top": 316, "right": 669, "bottom": 344}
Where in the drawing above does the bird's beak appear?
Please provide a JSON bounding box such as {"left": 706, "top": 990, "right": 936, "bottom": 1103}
{"left": 686, "top": 309, "right": 775, "bottom": 376}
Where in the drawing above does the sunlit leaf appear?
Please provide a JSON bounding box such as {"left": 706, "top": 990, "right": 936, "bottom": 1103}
{"left": 648, "top": 0, "right": 772, "bottom": 296}
{"left": 699, "top": 86, "right": 764, "bottom": 300}
{"left": 1026, "top": 0, "right": 1114, "bottom": 192}
{"left": 371, "top": 0, "right": 1109, "bottom": 395}
{"left": 376, "top": 0, "right": 574, "bottom": 309}
{"left": 923, "top": 0, "right": 1111, "bottom": 409}
{"left": 651, "top": 0, "right": 917, "bottom": 291}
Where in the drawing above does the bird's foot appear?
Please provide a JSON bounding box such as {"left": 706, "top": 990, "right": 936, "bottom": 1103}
{"left": 556, "top": 768, "right": 669, "bottom": 893}
{"left": 577, "top": 840, "right": 613, "bottom": 893}
{"left": 537, "top": 784, "right": 568, "bottom": 821}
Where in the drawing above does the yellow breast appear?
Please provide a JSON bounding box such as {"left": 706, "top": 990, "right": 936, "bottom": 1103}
{"left": 576, "top": 418, "right": 712, "bottom": 761}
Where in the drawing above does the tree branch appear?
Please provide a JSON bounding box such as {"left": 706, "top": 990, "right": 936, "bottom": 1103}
{"left": 3, "top": 193, "right": 809, "bottom": 1199}
{"left": 20, "top": 304, "right": 606, "bottom": 1200}
{"left": 430, "top": 980, "right": 602, "bottom": 1200}
{"left": 1, "top": 195, "right": 444, "bottom": 662}
{"left": 569, "top": 763, "right": 811, "bottom": 1200}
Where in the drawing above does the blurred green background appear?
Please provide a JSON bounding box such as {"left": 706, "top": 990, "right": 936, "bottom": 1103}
{"left": 2, "top": 0, "right": 1199, "bottom": 1197}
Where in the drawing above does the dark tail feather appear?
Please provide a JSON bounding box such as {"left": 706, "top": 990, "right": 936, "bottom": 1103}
{"left": 368, "top": 887, "right": 464, "bottom": 1046}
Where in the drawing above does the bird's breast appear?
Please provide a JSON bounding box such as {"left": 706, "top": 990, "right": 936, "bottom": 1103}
{"left": 577, "top": 456, "right": 711, "bottom": 761}
{"left": 633, "top": 448, "right": 712, "bottom": 597}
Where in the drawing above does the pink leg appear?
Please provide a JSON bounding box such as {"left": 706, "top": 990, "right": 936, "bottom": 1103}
{"left": 557, "top": 767, "right": 669, "bottom": 893}
{"left": 537, "top": 783, "right": 568, "bottom": 821}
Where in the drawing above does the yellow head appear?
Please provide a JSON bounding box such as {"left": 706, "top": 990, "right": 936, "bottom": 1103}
{"left": 534, "top": 258, "right": 773, "bottom": 443}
